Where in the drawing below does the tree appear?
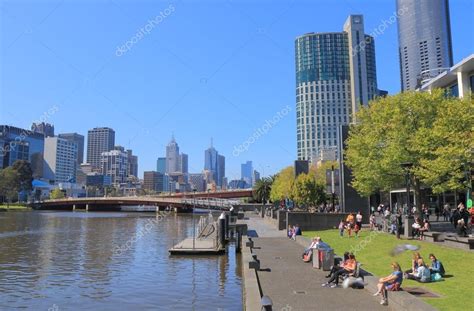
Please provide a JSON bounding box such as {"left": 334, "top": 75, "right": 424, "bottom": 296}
{"left": 0, "top": 167, "right": 20, "bottom": 205}
{"left": 309, "top": 160, "right": 338, "bottom": 185}
{"left": 50, "top": 188, "right": 65, "bottom": 199}
{"left": 253, "top": 177, "right": 273, "bottom": 204}
{"left": 414, "top": 96, "right": 474, "bottom": 193}
{"left": 12, "top": 160, "right": 33, "bottom": 192}
{"left": 345, "top": 90, "right": 472, "bottom": 212}
{"left": 292, "top": 173, "right": 327, "bottom": 209}
{"left": 270, "top": 166, "right": 295, "bottom": 202}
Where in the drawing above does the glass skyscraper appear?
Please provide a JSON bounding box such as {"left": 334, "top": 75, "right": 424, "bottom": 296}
{"left": 396, "top": 0, "right": 453, "bottom": 90}
{"left": 295, "top": 15, "right": 378, "bottom": 161}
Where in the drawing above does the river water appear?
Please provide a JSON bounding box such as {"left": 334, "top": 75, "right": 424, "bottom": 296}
{"left": 0, "top": 211, "right": 242, "bottom": 311}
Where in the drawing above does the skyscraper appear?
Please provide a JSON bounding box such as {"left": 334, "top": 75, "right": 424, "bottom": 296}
{"left": 165, "top": 135, "right": 180, "bottom": 174}
{"left": 241, "top": 160, "right": 253, "bottom": 187}
{"left": 58, "top": 133, "right": 85, "bottom": 164}
{"left": 179, "top": 153, "right": 188, "bottom": 175}
{"left": 295, "top": 15, "right": 379, "bottom": 161}
{"left": 156, "top": 157, "right": 166, "bottom": 174}
{"left": 217, "top": 154, "right": 225, "bottom": 188}
{"left": 43, "top": 137, "right": 78, "bottom": 183}
{"left": 143, "top": 171, "right": 163, "bottom": 192}
{"left": 397, "top": 0, "right": 453, "bottom": 90}
{"left": 204, "top": 141, "right": 218, "bottom": 184}
{"left": 126, "top": 149, "right": 138, "bottom": 178}
{"left": 87, "top": 127, "right": 115, "bottom": 171}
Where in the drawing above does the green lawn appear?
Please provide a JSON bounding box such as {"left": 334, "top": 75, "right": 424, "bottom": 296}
{"left": 0, "top": 204, "right": 31, "bottom": 210}
{"left": 304, "top": 229, "right": 474, "bottom": 311}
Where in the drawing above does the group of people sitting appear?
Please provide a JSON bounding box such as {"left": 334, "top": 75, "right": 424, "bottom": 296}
{"left": 373, "top": 252, "right": 445, "bottom": 305}
{"left": 287, "top": 224, "right": 302, "bottom": 240}
{"left": 411, "top": 218, "right": 430, "bottom": 240}
{"left": 338, "top": 212, "right": 363, "bottom": 238}
{"left": 321, "top": 251, "right": 358, "bottom": 288}
{"left": 301, "top": 236, "right": 330, "bottom": 261}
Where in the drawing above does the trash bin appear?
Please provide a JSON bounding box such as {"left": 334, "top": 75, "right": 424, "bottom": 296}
{"left": 320, "top": 248, "right": 334, "bottom": 271}
{"left": 312, "top": 248, "right": 320, "bottom": 269}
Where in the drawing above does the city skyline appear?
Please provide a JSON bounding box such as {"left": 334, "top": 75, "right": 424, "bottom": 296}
{"left": 1, "top": 0, "right": 472, "bottom": 179}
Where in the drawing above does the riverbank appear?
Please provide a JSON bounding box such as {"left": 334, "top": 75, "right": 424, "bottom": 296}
{"left": 240, "top": 213, "right": 388, "bottom": 310}
{"left": 0, "top": 204, "right": 31, "bottom": 211}
{"left": 304, "top": 229, "right": 473, "bottom": 310}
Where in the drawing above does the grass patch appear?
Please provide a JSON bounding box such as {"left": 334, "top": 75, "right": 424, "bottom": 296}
{"left": 304, "top": 229, "right": 474, "bottom": 310}
{"left": 0, "top": 204, "right": 31, "bottom": 210}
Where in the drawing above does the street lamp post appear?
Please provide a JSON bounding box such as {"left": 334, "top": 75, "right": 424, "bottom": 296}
{"left": 331, "top": 165, "right": 336, "bottom": 211}
{"left": 401, "top": 162, "right": 413, "bottom": 215}
{"left": 193, "top": 188, "right": 197, "bottom": 249}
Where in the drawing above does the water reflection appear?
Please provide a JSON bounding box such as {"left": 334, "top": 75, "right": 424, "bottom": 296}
{"left": 0, "top": 211, "right": 242, "bottom": 310}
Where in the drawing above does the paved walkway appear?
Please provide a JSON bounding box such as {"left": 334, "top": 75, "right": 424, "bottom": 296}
{"left": 241, "top": 214, "right": 388, "bottom": 311}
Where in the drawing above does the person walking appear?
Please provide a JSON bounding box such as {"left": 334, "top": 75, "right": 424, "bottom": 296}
{"left": 396, "top": 210, "right": 403, "bottom": 239}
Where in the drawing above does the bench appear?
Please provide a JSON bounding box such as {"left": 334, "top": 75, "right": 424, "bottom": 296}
{"left": 423, "top": 231, "right": 445, "bottom": 242}
{"left": 444, "top": 235, "right": 474, "bottom": 250}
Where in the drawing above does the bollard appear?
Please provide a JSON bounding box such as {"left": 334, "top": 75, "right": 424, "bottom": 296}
{"left": 261, "top": 295, "right": 273, "bottom": 311}
{"left": 219, "top": 212, "right": 226, "bottom": 247}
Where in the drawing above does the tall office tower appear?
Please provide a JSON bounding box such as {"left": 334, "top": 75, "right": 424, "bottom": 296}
{"left": 189, "top": 173, "right": 205, "bottom": 192}
{"left": 0, "top": 125, "right": 44, "bottom": 178}
{"left": 43, "top": 137, "right": 78, "bottom": 183}
{"left": 253, "top": 170, "right": 260, "bottom": 184}
{"left": 217, "top": 154, "right": 225, "bottom": 188}
{"left": 179, "top": 153, "right": 188, "bottom": 175}
{"left": 241, "top": 160, "right": 253, "bottom": 187}
{"left": 397, "top": 0, "right": 453, "bottom": 90}
{"left": 295, "top": 15, "right": 378, "bottom": 161}
{"left": 204, "top": 141, "right": 218, "bottom": 184}
{"left": 156, "top": 157, "right": 166, "bottom": 174}
{"left": 58, "top": 133, "right": 85, "bottom": 165}
{"left": 165, "top": 135, "right": 180, "bottom": 174}
{"left": 101, "top": 149, "right": 128, "bottom": 185}
{"left": 143, "top": 171, "right": 163, "bottom": 192}
{"left": 127, "top": 149, "right": 138, "bottom": 177}
{"left": 31, "top": 122, "right": 54, "bottom": 137}
{"left": 87, "top": 127, "right": 115, "bottom": 171}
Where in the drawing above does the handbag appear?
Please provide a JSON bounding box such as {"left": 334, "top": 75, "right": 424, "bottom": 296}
{"left": 431, "top": 272, "right": 442, "bottom": 282}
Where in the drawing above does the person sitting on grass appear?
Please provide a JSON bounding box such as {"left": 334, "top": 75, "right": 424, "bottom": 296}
{"left": 354, "top": 223, "right": 360, "bottom": 238}
{"left": 428, "top": 253, "right": 445, "bottom": 277}
{"left": 321, "top": 253, "right": 356, "bottom": 288}
{"left": 405, "top": 259, "right": 431, "bottom": 283}
{"left": 404, "top": 252, "right": 422, "bottom": 274}
{"left": 373, "top": 262, "right": 403, "bottom": 306}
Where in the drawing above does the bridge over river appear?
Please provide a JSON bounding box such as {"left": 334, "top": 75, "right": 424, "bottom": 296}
{"left": 32, "top": 189, "right": 253, "bottom": 212}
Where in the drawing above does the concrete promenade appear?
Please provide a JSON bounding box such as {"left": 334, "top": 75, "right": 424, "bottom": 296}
{"left": 241, "top": 214, "right": 388, "bottom": 311}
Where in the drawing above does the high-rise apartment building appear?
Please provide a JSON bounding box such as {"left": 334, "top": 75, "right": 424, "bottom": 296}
{"left": 101, "top": 148, "right": 128, "bottom": 185}
{"left": 87, "top": 127, "right": 115, "bottom": 171}
{"left": 0, "top": 125, "right": 45, "bottom": 178}
{"left": 43, "top": 137, "right": 78, "bottom": 183}
{"left": 58, "top": 133, "right": 85, "bottom": 165}
{"left": 31, "top": 122, "right": 54, "bottom": 137}
{"left": 397, "top": 0, "right": 453, "bottom": 90}
{"left": 295, "top": 15, "right": 379, "bottom": 161}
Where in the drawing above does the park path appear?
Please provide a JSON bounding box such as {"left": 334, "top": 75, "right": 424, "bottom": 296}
{"left": 242, "top": 214, "right": 389, "bottom": 311}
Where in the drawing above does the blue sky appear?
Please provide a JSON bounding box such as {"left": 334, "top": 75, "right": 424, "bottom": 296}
{"left": 1, "top": 0, "right": 473, "bottom": 180}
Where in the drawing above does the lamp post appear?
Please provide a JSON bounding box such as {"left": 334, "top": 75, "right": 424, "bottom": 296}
{"left": 331, "top": 165, "right": 335, "bottom": 211}
{"left": 400, "top": 162, "right": 413, "bottom": 215}
{"left": 193, "top": 188, "right": 197, "bottom": 249}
